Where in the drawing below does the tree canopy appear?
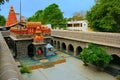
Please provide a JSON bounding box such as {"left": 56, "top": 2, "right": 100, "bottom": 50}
{"left": 27, "top": 10, "right": 43, "bottom": 22}
{"left": 79, "top": 43, "right": 113, "bottom": 67}
{"left": 86, "top": 0, "right": 120, "bottom": 32}
{"left": 72, "top": 11, "right": 85, "bottom": 21}
{"left": 42, "top": 3, "right": 64, "bottom": 26}
{"left": 0, "top": 15, "right": 6, "bottom": 26}
{"left": 27, "top": 3, "right": 65, "bottom": 29}
{"left": 0, "top": 0, "right": 9, "bottom": 5}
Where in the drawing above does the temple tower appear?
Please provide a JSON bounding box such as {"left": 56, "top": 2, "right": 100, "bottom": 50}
{"left": 6, "top": 6, "right": 18, "bottom": 26}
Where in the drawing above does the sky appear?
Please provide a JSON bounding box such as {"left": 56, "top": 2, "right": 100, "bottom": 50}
{"left": 0, "top": 0, "right": 95, "bottom": 19}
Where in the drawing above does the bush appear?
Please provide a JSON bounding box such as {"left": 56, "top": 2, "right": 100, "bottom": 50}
{"left": 20, "top": 66, "right": 31, "bottom": 74}
{"left": 79, "top": 43, "right": 113, "bottom": 68}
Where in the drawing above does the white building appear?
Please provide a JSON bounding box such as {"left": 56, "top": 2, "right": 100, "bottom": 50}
{"left": 67, "top": 20, "right": 88, "bottom": 31}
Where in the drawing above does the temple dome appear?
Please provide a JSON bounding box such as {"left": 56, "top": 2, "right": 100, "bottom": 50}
{"left": 6, "top": 6, "right": 18, "bottom": 26}
{"left": 33, "top": 26, "right": 44, "bottom": 43}
{"left": 35, "top": 26, "right": 42, "bottom": 33}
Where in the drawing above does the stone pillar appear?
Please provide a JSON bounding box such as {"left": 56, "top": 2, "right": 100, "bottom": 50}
{"left": 74, "top": 50, "right": 77, "bottom": 56}
{"left": 66, "top": 44, "right": 69, "bottom": 53}
{"left": 58, "top": 42, "right": 61, "bottom": 50}
{"left": 73, "top": 46, "right": 77, "bottom": 56}
{"left": 60, "top": 44, "right": 62, "bottom": 51}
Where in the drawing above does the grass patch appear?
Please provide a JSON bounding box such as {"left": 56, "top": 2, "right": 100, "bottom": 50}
{"left": 20, "top": 65, "right": 31, "bottom": 74}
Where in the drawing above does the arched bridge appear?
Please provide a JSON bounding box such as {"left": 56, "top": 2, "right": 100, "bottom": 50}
{"left": 51, "top": 30, "right": 120, "bottom": 57}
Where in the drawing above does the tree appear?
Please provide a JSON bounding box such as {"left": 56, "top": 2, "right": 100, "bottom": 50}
{"left": 0, "top": 15, "right": 6, "bottom": 26}
{"left": 79, "top": 43, "right": 113, "bottom": 68}
{"left": 79, "top": 48, "right": 91, "bottom": 66}
{"left": 42, "top": 3, "right": 64, "bottom": 28}
{"left": 27, "top": 3, "right": 65, "bottom": 29}
{"left": 72, "top": 11, "right": 85, "bottom": 21}
{"left": 27, "top": 10, "right": 43, "bottom": 22}
{"left": 0, "top": 0, "right": 9, "bottom": 11}
{"left": 0, "top": 0, "right": 9, "bottom": 5}
{"left": 86, "top": 0, "right": 120, "bottom": 32}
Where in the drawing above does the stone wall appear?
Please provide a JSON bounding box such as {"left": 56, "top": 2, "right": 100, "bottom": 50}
{"left": 1, "top": 31, "right": 10, "bottom": 37}
{"left": 15, "top": 40, "right": 33, "bottom": 58}
{"left": 52, "top": 30, "right": 120, "bottom": 48}
{"left": 0, "top": 32, "right": 23, "bottom": 80}
{"left": 51, "top": 30, "right": 120, "bottom": 57}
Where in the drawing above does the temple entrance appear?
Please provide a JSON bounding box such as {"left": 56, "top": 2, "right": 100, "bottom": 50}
{"left": 37, "top": 47, "right": 43, "bottom": 55}
{"left": 28, "top": 44, "right": 34, "bottom": 58}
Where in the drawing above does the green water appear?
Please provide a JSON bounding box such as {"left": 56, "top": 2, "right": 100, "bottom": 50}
{"left": 16, "top": 54, "right": 64, "bottom": 67}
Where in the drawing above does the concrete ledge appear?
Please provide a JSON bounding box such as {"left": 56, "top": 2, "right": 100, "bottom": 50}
{"left": 0, "top": 32, "right": 23, "bottom": 80}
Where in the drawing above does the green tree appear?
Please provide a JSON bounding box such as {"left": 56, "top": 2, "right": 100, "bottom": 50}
{"left": 0, "top": 0, "right": 9, "bottom": 5}
{"left": 27, "top": 3, "right": 65, "bottom": 29}
{"left": 27, "top": 10, "right": 43, "bottom": 22}
{"left": 79, "top": 48, "right": 91, "bottom": 66}
{"left": 42, "top": 3, "right": 64, "bottom": 28}
{"left": 86, "top": 0, "right": 120, "bottom": 32}
{"left": 0, "top": 15, "right": 6, "bottom": 26}
{"left": 79, "top": 43, "right": 113, "bottom": 68}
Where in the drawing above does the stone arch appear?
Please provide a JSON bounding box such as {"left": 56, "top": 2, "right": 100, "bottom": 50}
{"left": 76, "top": 46, "right": 82, "bottom": 55}
{"left": 110, "top": 54, "right": 120, "bottom": 65}
{"left": 61, "top": 42, "right": 66, "bottom": 51}
{"left": 57, "top": 41, "right": 60, "bottom": 50}
{"left": 68, "top": 44, "right": 74, "bottom": 53}
{"left": 28, "top": 44, "right": 34, "bottom": 58}
{"left": 50, "top": 39, "right": 53, "bottom": 46}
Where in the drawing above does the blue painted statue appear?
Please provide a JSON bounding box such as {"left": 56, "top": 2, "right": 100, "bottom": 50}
{"left": 45, "top": 43, "right": 55, "bottom": 57}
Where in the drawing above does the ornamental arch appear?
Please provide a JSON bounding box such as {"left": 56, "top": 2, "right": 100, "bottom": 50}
{"left": 51, "top": 36, "right": 88, "bottom": 56}
{"left": 61, "top": 42, "right": 66, "bottom": 51}
{"left": 68, "top": 44, "right": 74, "bottom": 54}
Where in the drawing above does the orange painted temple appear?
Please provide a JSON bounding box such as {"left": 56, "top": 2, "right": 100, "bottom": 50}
{"left": 6, "top": 6, "right": 52, "bottom": 58}
{"left": 6, "top": 6, "right": 51, "bottom": 39}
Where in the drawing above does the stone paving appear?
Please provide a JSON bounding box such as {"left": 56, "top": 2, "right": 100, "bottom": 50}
{"left": 22, "top": 52, "right": 116, "bottom": 80}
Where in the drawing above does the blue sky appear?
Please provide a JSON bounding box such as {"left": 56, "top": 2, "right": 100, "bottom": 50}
{"left": 0, "top": 0, "right": 95, "bottom": 18}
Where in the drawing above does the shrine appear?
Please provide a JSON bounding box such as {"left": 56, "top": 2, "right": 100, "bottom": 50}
{"left": 6, "top": 6, "right": 53, "bottom": 59}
